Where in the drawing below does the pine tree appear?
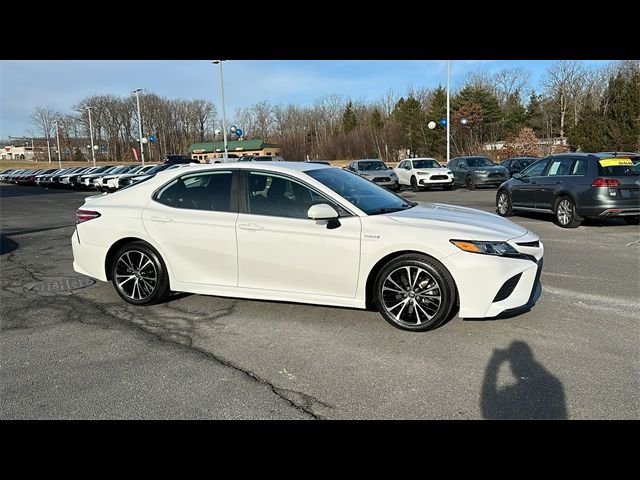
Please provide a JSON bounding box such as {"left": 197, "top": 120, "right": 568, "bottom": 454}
{"left": 342, "top": 101, "right": 357, "bottom": 134}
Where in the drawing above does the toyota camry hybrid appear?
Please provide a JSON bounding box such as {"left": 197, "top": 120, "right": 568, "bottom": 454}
{"left": 72, "top": 162, "right": 544, "bottom": 331}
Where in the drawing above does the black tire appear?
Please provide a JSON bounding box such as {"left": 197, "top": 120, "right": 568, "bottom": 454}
{"left": 465, "top": 175, "right": 476, "bottom": 190}
{"left": 374, "top": 254, "right": 456, "bottom": 332}
{"left": 410, "top": 176, "right": 419, "bottom": 192}
{"left": 623, "top": 216, "right": 639, "bottom": 225}
{"left": 554, "top": 196, "right": 583, "bottom": 228}
{"left": 496, "top": 190, "right": 514, "bottom": 217}
{"left": 390, "top": 184, "right": 400, "bottom": 192}
{"left": 110, "top": 241, "right": 170, "bottom": 305}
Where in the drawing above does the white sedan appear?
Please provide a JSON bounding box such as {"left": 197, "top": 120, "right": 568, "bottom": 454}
{"left": 72, "top": 162, "right": 543, "bottom": 331}
{"left": 395, "top": 158, "right": 454, "bottom": 191}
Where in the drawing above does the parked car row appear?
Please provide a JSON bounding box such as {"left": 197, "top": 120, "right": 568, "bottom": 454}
{"left": 0, "top": 164, "right": 191, "bottom": 192}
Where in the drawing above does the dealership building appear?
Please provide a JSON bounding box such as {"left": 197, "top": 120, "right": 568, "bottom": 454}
{"left": 188, "top": 139, "right": 281, "bottom": 161}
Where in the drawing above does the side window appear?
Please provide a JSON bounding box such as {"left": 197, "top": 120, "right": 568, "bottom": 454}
{"left": 570, "top": 158, "right": 588, "bottom": 176}
{"left": 522, "top": 159, "right": 550, "bottom": 177}
{"left": 459, "top": 160, "right": 467, "bottom": 168}
{"left": 155, "top": 179, "right": 178, "bottom": 207}
{"left": 247, "top": 172, "right": 342, "bottom": 219}
{"left": 547, "top": 158, "right": 573, "bottom": 176}
{"left": 174, "top": 171, "right": 233, "bottom": 212}
{"left": 397, "top": 161, "right": 404, "bottom": 169}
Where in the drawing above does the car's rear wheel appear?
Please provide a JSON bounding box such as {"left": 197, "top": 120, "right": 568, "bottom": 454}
{"left": 111, "top": 242, "right": 170, "bottom": 305}
{"left": 554, "top": 197, "right": 583, "bottom": 228}
{"left": 374, "top": 254, "right": 456, "bottom": 332}
{"left": 410, "top": 176, "right": 419, "bottom": 192}
{"left": 496, "top": 190, "right": 514, "bottom": 217}
{"left": 623, "top": 216, "right": 639, "bottom": 225}
{"left": 465, "top": 175, "right": 476, "bottom": 190}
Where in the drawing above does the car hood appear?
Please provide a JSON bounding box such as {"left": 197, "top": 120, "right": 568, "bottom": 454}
{"left": 386, "top": 203, "right": 528, "bottom": 241}
{"left": 360, "top": 170, "right": 395, "bottom": 176}
{"left": 412, "top": 168, "right": 450, "bottom": 174}
{"left": 469, "top": 165, "right": 508, "bottom": 173}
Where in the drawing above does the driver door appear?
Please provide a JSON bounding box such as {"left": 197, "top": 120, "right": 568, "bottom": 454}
{"left": 236, "top": 171, "right": 362, "bottom": 298}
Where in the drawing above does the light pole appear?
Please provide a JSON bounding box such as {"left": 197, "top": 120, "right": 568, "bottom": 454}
{"left": 446, "top": 60, "right": 451, "bottom": 164}
{"left": 213, "top": 60, "right": 228, "bottom": 162}
{"left": 55, "top": 120, "right": 62, "bottom": 168}
{"left": 133, "top": 89, "right": 145, "bottom": 166}
{"left": 86, "top": 106, "right": 96, "bottom": 166}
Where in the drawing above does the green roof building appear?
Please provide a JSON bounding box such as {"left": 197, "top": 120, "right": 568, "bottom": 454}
{"left": 189, "top": 139, "right": 281, "bottom": 161}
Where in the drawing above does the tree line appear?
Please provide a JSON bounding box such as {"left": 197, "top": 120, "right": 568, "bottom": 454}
{"left": 16, "top": 60, "right": 640, "bottom": 163}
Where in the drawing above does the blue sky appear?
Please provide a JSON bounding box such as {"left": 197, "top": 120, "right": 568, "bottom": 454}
{"left": 0, "top": 60, "right": 613, "bottom": 138}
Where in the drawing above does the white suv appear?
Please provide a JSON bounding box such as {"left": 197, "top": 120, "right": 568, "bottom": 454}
{"left": 395, "top": 158, "right": 454, "bottom": 191}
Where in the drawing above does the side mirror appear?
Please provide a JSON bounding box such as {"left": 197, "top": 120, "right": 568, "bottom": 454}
{"left": 388, "top": 166, "right": 393, "bottom": 170}
{"left": 308, "top": 203, "right": 340, "bottom": 229}
{"left": 513, "top": 172, "right": 524, "bottom": 180}
{"left": 405, "top": 165, "right": 411, "bottom": 170}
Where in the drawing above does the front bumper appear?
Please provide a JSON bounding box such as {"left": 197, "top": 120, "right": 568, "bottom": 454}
{"left": 475, "top": 175, "right": 508, "bottom": 185}
{"left": 440, "top": 239, "right": 544, "bottom": 318}
{"left": 418, "top": 176, "right": 453, "bottom": 185}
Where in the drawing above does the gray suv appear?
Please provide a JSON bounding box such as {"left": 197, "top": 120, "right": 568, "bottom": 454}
{"left": 345, "top": 159, "right": 399, "bottom": 191}
{"left": 447, "top": 156, "right": 509, "bottom": 189}
{"left": 496, "top": 153, "right": 640, "bottom": 228}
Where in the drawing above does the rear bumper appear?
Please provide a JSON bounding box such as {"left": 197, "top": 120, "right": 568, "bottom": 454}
{"left": 71, "top": 230, "right": 108, "bottom": 282}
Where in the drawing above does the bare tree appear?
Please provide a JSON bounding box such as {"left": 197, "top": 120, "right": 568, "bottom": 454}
{"left": 542, "top": 61, "right": 586, "bottom": 141}
{"left": 30, "top": 106, "right": 58, "bottom": 140}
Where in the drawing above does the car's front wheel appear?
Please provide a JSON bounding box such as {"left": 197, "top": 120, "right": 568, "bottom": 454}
{"left": 410, "top": 176, "right": 420, "bottom": 192}
{"left": 554, "top": 196, "right": 583, "bottom": 228}
{"left": 496, "top": 190, "right": 514, "bottom": 217}
{"left": 374, "top": 254, "right": 456, "bottom": 332}
{"left": 465, "top": 175, "right": 476, "bottom": 190}
{"left": 111, "top": 242, "right": 170, "bottom": 305}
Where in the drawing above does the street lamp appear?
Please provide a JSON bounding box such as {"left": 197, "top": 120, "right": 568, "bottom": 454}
{"left": 213, "top": 60, "right": 228, "bottom": 162}
{"left": 55, "top": 119, "right": 62, "bottom": 169}
{"left": 446, "top": 60, "right": 451, "bottom": 164}
{"left": 132, "top": 89, "right": 145, "bottom": 166}
{"left": 85, "top": 106, "right": 96, "bottom": 167}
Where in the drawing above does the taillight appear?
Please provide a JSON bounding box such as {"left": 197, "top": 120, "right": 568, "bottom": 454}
{"left": 592, "top": 178, "right": 621, "bottom": 187}
{"left": 76, "top": 210, "right": 101, "bottom": 223}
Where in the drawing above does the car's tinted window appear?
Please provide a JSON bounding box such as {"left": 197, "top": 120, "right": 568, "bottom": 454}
{"left": 156, "top": 179, "right": 178, "bottom": 207}
{"left": 546, "top": 158, "right": 573, "bottom": 176}
{"left": 570, "top": 159, "right": 589, "bottom": 175}
{"left": 597, "top": 158, "right": 640, "bottom": 176}
{"left": 412, "top": 160, "right": 440, "bottom": 169}
{"left": 247, "top": 172, "right": 340, "bottom": 219}
{"left": 357, "top": 161, "right": 387, "bottom": 171}
{"left": 176, "top": 172, "right": 233, "bottom": 212}
{"left": 521, "top": 159, "right": 550, "bottom": 177}
{"left": 466, "top": 157, "right": 493, "bottom": 167}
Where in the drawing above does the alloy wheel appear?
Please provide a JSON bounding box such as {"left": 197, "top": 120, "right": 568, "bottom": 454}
{"left": 380, "top": 266, "right": 442, "bottom": 327}
{"left": 556, "top": 199, "right": 572, "bottom": 226}
{"left": 115, "top": 250, "right": 158, "bottom": 301}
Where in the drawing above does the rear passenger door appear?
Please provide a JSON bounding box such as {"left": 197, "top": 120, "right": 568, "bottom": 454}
{"left": 536, "top": 157, "right": 575, "bottom": 210}
{"left": 142, "top": 169, "right": 239, "bottom": 287}
{"left": 511, "top": 159, "right": 550, "bottom": 208}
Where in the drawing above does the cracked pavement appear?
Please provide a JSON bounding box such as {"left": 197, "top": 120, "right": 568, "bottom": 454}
{"left": 1, "top": 184, "right": 638, "bottom": 419}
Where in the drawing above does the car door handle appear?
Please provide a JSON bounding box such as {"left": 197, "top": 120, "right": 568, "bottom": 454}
{"left": 238, "top": 223, "right": 264, "bottom": 231}
{"left": 555, "top": 181, "right": 563, "bottom": 184}
{"left": 150, "top": 216, "right": 173, "bottom": 223}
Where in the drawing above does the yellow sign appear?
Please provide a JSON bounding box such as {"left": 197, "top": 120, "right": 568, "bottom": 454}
{"left": 599, "top": 158, "right": 634, "bottom": 167}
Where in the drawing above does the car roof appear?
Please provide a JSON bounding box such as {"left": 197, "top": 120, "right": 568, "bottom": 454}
{"left": 594, "top": 151, "right": 639, "bottom": 158}
{"left": 153, "top": 161, "right": 332, "bottom": 178}
{"left": 408, "top": 157, "right": 439, "bottom": 161}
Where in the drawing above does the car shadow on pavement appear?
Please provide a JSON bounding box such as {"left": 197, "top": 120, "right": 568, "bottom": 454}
{"left": 0, "top": 234, "right": 19, "bottom": 255}
{"left": 480, "top": 340, "right": 567, "bottom": 420}
{"left": 0, "top": 186, "right": 73, "bottom": 198}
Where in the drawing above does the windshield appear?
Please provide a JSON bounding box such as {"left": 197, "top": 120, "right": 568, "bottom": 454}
{"left": 412, "top": 160, "right": 440, "bottom": 169}
{"left": 518, "top": 159, "right": 536, "bottom": 168}
{"left": 358, "top": 161, "right": 388, "bottom": 171}
{"left": 306, "top": 168, "right": 414, "bottom": 215}
{"left": 466, "top": 157, "right": 494, "bottom": 167}
{"left": 598, "top": 158, "right": 640, "bottom": 176}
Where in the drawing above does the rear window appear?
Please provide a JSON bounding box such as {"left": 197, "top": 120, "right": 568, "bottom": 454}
{"left": 598, "top": 158, "right": 640, "bottom": 176}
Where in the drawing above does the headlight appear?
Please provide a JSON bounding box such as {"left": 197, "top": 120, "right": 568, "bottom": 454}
{"left": 475, "top": 170, "right": 487, "bottom": 174}
{"left": 450, "top": 240, "right": 519, "bottom": 256}
{"left": 417, "top": 171, "right": 429, "bottom": 175}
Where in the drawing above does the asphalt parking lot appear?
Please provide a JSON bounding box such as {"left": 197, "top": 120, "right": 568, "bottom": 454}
{"left": 1, "top": 183, "right": 638, "bottom": 419}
